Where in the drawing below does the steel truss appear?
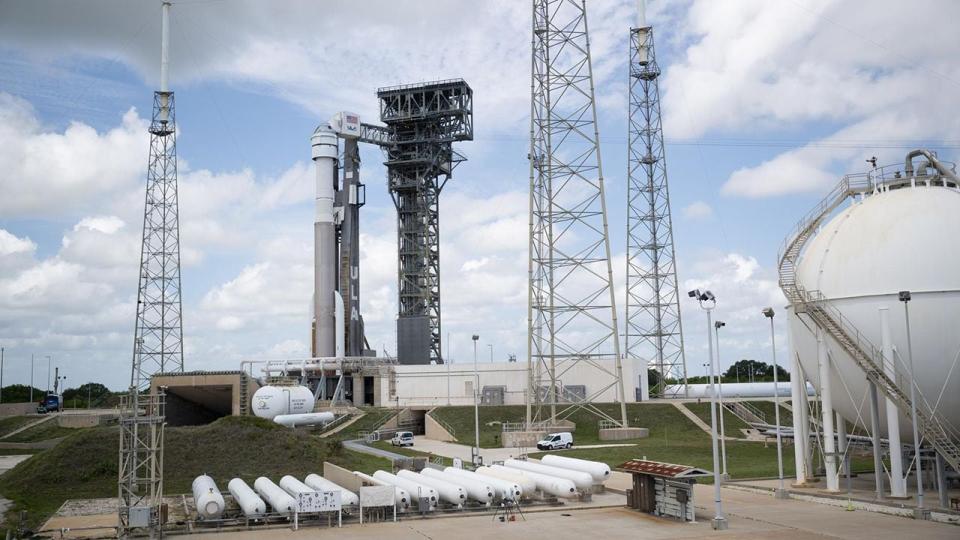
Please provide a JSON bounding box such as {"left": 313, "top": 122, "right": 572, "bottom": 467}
{"left": 625, "top": 26, "right": 688, "bottom": 397}
{"left": 131, "top": 90, "right": 184, "bottom": 391}
{"left": 118, "top": 392, "right": 165, "bottom": 533}
{"left": 526, "top": 0, "right": 628, "bottom": 428}
{"left": 378, "top": 80, "right": 473, "bottom": 365}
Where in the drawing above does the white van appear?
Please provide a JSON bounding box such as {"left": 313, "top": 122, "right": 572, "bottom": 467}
{"left": 391, "top": 431, "right": 415, "bottom": 447}
{"left": 536, "top": 432, "right": 573, "bottom": 450}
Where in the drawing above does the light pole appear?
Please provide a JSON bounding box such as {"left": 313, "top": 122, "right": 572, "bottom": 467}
{"left": 0, "top": 346, "right": 4, "bottom": 405}
{"left": 763, "top": 307, "right": 788, "bottom": 500}
{"left": 45, "top": 355, "right": 51, "bottom": 394}
{"left": 688, "top": 288, "right": 727, "bottom": 530}
{"left": 30, "top": 354, "right": 34, "bottom": 404}
{"left": 472, "top": 334, "right": 480, "bottom": 465}
{"left": 488, "top": 344, "right": 493, "bottom": 363}
{"left": 899, "top": 291, "right": 928, "bottom": 519}
{"left": 714, "top": 320, "right": 728, "bottom": 480}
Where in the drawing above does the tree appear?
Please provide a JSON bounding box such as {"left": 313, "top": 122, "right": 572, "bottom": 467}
{"left": 723, "top": 359, "right": 789, "bottom": 382}
{"left": 0, "top": 384, "right": 46, "bottom": 403}
{"left": 62, "top": 383, "right": 111, "bottom": 408}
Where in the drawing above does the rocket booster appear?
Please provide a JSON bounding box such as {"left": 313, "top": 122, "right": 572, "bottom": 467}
{"left": 311, "top": 127, "right": 338, "bottom": 358}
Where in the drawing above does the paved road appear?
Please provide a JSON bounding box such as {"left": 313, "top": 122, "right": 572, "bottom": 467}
{"left": 342, "top": 439, "right": 409, "bottom": 462}
{"left": 410, "top": 436, "right": 636, "bottom": 464}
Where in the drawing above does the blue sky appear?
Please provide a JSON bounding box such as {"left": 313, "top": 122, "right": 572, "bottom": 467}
{"left": 1, "top": 0, "right": 958, "bottom": 391}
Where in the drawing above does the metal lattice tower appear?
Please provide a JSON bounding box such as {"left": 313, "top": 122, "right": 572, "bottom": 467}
{"left": 130, "top": 88, "right": 184, "bottom": 391}
{"left": 379, "top": 80, "right": 473, "bottom": 365}
{"left": 625, "top": 24, "right": 688, "bottom": 398}
{"left": 526, "top": 0, "right": 628, "bottom": 428}
{"left": 120, "top": 2, "right": 175, "bottom": 534}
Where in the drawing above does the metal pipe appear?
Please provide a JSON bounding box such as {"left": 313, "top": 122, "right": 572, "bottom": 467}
{"left": 766, "top": 312, "right": 786, "bottom": 498}
{"left": 868, "top": 381, "right": 885, "bottom": 500}
{"left": 879, "top": 307, "right": 906, "bottom": 497}
{"left": 818, "top": 330, "right": 839, "bottom": 491}
{"left": 788, "top": 322, "right": 808, "bottom": 484}
{"left": 904, "top": 149, "right": 959, "bottom": 183}
{"left": 900, "top": 293, "right": 926, "bottom": 516}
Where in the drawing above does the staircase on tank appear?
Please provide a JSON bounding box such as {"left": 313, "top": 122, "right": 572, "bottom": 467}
{"left": 777, "top": 167, "right": 960, "bottom": 473}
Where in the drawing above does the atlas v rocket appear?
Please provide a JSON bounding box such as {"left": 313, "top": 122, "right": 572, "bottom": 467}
{"left": 310, "top": 113, "right": 368, "bottom": 359}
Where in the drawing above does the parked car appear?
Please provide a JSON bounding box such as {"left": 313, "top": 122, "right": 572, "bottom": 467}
{"left": 536, "top": 432, "right": 573, "bottom": 450}
{"left": 391, "top": 431, "right": 415, "bottom": 447}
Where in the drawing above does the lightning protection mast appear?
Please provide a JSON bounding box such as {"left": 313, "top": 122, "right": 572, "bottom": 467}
{"left": 526, "top": 0, "right": 628, "bottom": 430}
{"left": 624, "top": 1, "right": 688, "bottom": 398}
{"left": 120, "top": 1, "right": 177, "bottom": 535}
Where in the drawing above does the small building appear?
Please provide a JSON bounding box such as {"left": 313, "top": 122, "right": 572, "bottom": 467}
{"left": 617, "top": 459, "right": 710, "bottom": 522}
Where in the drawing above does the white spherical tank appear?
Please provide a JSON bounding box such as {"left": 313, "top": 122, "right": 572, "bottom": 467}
{"left": 790, "top": 185, "right": 960, "bottom": 441}
{"left": 251, "top": 385, "right": 315, "bottom": 420}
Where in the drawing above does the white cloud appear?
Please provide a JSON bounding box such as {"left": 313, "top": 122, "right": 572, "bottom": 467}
{"left": 681, "top": 200, "right": 713, "bottom": 220}
{"left": 0, "top": 229, "right": 36, "bottom": 256}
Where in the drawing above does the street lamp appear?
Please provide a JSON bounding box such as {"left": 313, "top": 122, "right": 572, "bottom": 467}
{"left": 30, "top": 354, "right": 34, "bottom": 404}
{"left": 688, "top": 289, "right": 727, "bottom": 530}
{"left": 714, "top": 320, "right": 728, "bottom": 480}
{"left": 45, "top": 355, "right": 51, "bottom": 394}
{"left": 0, "top": 346, "right": 4, "bottom": 405}
{"left": 762, "top": 307, "right": 787, "bottom": 500}
{"left": 472, "top": 334, "right": 481, "bottom": 465}
{"left": 899, "top": 291, "right": 928, "bottom": 519}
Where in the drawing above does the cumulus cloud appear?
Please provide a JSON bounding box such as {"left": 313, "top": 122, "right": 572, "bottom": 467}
{"left": 681, "top": 200, "right": 713, "bottom": 220}
{"left": 660, "top": 0, "right": 960, "bottom": 197}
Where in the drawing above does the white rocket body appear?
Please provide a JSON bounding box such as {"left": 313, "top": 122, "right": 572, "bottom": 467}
{"left": 311, "top": 128, "right": 338, "bottom": 358}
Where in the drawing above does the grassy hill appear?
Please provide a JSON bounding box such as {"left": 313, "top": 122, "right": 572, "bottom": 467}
{"left": 0, "top": 415, "right": 390, "bottom": 530}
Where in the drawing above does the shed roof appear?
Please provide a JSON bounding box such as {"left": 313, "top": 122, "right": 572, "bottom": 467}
{"left": 616, "top": 459, "right": 711, "bottom": 479}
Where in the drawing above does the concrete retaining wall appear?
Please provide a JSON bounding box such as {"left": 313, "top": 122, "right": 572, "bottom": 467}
{"left": 424, "top": 411, "right": 456, "bottom": 442}
{"left": 58, "top": 414, "right": 116, "bottom": 428}
{"left": 599, "top": 427, "right": 649, "bottom": 441}
{"left": 323, "top": 461, "right": 362, "bottom": 492}
{"left": 0, "top": 403, "right": 37, "bottom": 417}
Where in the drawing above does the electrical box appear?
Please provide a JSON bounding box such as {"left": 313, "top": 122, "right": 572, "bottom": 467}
{"left": 128, "top": 506, "right": 152, "bottom": 528}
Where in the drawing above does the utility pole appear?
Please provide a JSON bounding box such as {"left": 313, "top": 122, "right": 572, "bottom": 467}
{"left": 30, "top": 354, "right": 34, "bottom": 404}
{"left": 0, "top": 346, "right": 4, "bottom": 405}
{"left": 763, "top": 307, "right": 788, "bottom": 499}
{"left": 900, "top": 291, "right": 929, "bottom": 519}
{"left": 472, "top": 334, "right": 480, "bottom": 464}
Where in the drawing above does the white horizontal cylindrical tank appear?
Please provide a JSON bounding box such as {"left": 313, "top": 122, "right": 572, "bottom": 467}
{"left": 373, "top": 471, "right": 437, "bottom": 509}
{"left": 398, "top": 470, "right": 466, "bottom": 507}
{"left": 790, "top": 185, "right": 960, "bottom": 440}
{"left": 490, "top": 464, "right": 577, "bottom": 499}
{"left": 354, "top": 472, "right": 409, "bottom": 510}
{"left": 504, "top": 459, "right": 593, "bottom": 491}
{"left": 444, "top": 467, "right": 520, "bottom": 500}
{"left": 251, "top": 385, "right": 315, "bottom": 420}
{"left": 664, "top": 382, "right": 814, "bottom": 398}
{"left": 273, "top": 412, "right": 335, "bottom": 427}
{"left": 279, "top": 475, "right": 315, "bottom": 499}
{"left": 476, "top": 466, "right": 536, "bottom": 496}
{"left": 228, "top": 478, "right": 266, "bottom": 518}
{"left": 304, "top": 474, "right": 359, "bottom": 507}
{"left": 421, "top": 468, "right": 491, "bottom": 504}
{"left": 253, "top": 477, "right": 297, "bottom": 516}
{"left": 191, "top": 475, "right": 225, "bottom": 519}
{"left": 540, "top": 455, "right": 610, "bottom": 484}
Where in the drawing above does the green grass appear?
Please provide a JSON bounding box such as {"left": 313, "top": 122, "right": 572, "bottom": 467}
{"left": 0, "top": 416, "right": 40, "bottom": 438}
{"left": 744, "top": 401, "right": 793, "bottom": 427}
{"left": 2, "top": 418, "right": 86, "bottom": 443}
{"left": 0, "top": 415, "right": 391, "bottom": 531}
{"left": 0, "top": 449, "right": 42, "bottom": 456}
{"left": 328, "top": 408, "right": 397, "bottom": 440}
{"left": 683, "top": 403, "right": 752, "bottom": 434}
{"left": 430, "top": 403, "right": 705, "bottom": 448}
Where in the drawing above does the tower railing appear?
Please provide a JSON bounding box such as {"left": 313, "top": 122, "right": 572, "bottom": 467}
{"left": 777, "top": 161, "right": 960, "bottom": 472}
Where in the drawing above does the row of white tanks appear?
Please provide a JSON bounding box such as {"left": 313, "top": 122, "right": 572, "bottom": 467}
{"left": 189, "top": 458, "right": 610, "bottom": 520}
{"left": 190, "top": 473, "right": 359, "bottom": 520}
{"left": 350, "top": 455, "right": 611, "bottom": 512}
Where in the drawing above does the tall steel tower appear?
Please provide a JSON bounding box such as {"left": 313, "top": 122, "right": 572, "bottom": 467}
{"left": 120, "top": 2, "right": 176, "bottom": 533}
{"left": 379, "top": 81, "right": 473, "bottom": 365}
{"left": 526, "top": 0, "right": 628, "bottom": 428}
{"left": 624, "top": 6, "right": 688, "bottom": 397}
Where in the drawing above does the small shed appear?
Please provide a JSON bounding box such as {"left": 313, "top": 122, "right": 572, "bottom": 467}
{"left": 617, "top": 459, "right": 711, "bottom": 522}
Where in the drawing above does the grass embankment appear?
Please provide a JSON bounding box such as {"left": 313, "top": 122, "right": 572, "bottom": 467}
{"left": 0, "top": 416, "right": 391, "bottom": 531}
{"left": 743, "top": 401, "right": 793, "bottom": 426}
{"left": 369, "top": 441, "right": 459, "bottom": 467}
{"left": 0, "top": 416, "right": 40, "bottom": 438}
{"left": 326, "top": 408, "right": 397, "bottom": 440}
{"left": 2, "top": 418, "right": 84, "bottom": 443}
{"left": 431, "top": 403, "right": 680, "bottom": 448}
{"left": 682, "top": 403, "right": 752, "bottom": 434}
